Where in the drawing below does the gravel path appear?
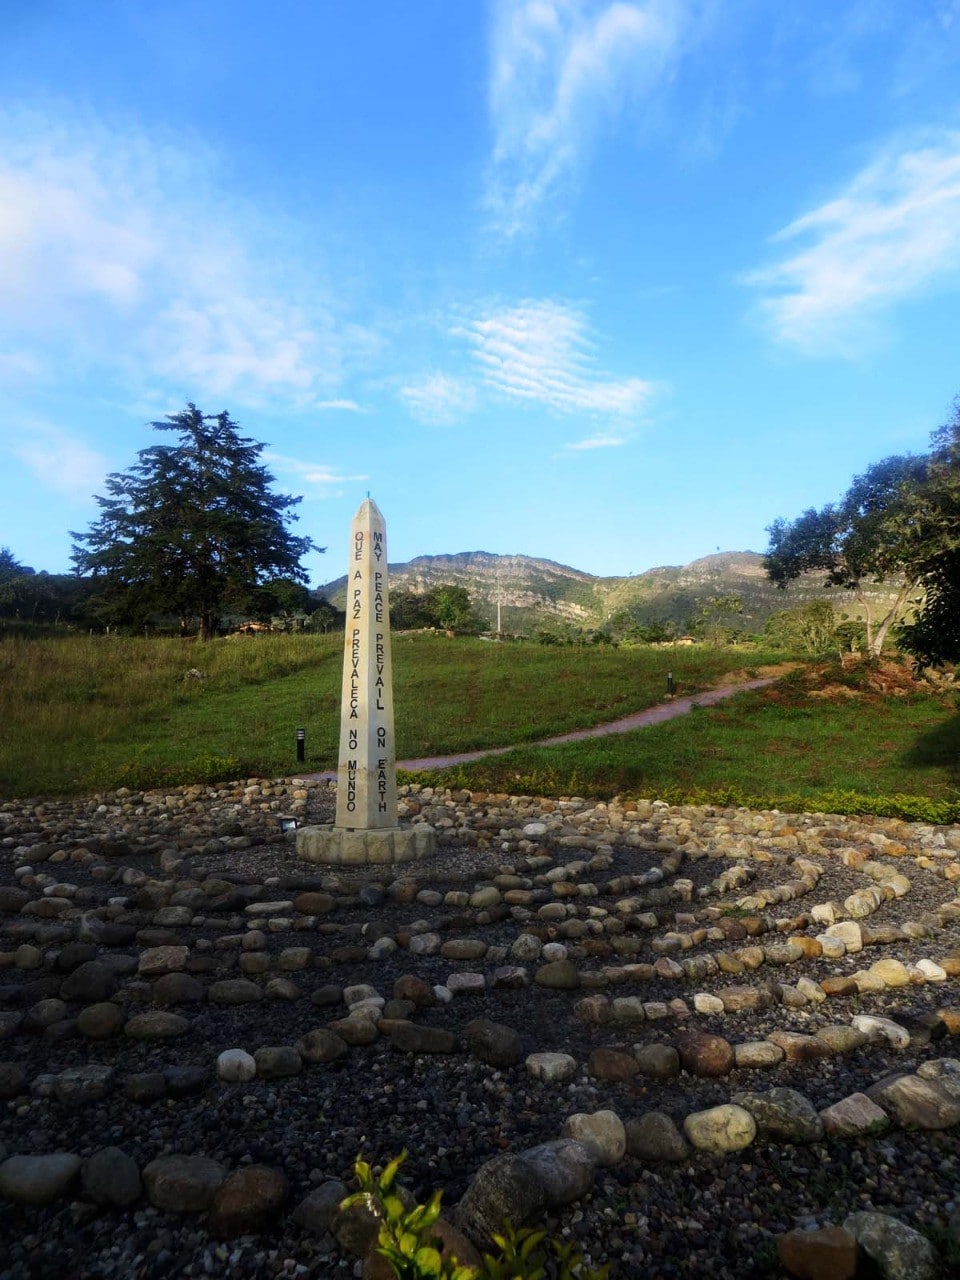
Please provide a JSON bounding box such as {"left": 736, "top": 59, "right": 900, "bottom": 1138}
{"left": 2, "top": 778, "right": 960, "bottom": 1277}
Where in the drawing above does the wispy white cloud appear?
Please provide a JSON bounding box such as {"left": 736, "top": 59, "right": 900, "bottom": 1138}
{"left": 315, "top": 399, "right": 363, "bottom": 412}
{"left": 0, "top": 107, "right": 368, "bottom": 407}
{"left": 398, "top": 373, "right": 477, "bottom": 425}
{"left": 264, "top": 452, "right": 369, "bottom": 496}
{"left": 563, "top": 431, "right": 630, "bottom": 450}
{"left": 459, "top": 298, "right": 654, "bottom": 417}
{"left": 6, "top": 421, "right": 108, "bottom": 499}
{"left": 486, "top": 0, "right": 689, "bottom": 235}
{"left": 746, "top": 131, "right": 960, "bottom": 354}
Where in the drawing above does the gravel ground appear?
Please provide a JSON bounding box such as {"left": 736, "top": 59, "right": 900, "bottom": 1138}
{"left": 2, "top": 778, "right": 960, "bottom": 1278}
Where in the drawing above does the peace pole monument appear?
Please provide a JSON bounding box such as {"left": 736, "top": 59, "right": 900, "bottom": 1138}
{"left": 297, "top": 498, "right": 435, "bottom": 865}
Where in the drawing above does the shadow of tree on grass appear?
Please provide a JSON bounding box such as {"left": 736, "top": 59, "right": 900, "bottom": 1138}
{"left": 902, "top": 711, "right": 960, "bottom": 787}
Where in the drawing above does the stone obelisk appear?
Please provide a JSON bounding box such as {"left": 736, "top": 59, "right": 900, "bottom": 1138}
{"left": 335, "top": 498, "right": 396, "bottom": 829}
{"left": 297, "top": 498, "right": 435, "bottom": 866}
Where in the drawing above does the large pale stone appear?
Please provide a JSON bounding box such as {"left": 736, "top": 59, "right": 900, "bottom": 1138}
{"left": 843, "top": 1212, "right": 938, "bottom": 1280}
{"left": 815, "top": 1025, "right": 868, "bottom": 1055}
{"left": 732, "top": 1087, "right": 824, "bottom": 1143}
{"left": 824, "top": 921, "right": 862, "bottom": 952}
{"left": 766, "top": 1030, "right": 832, "bottom": 1063}
{"left": 138, "top": 945, "right": 189, "bottom": 976}
{"left": 820, "top": 1092, "right": 890, "bottom": 1138}
{"left": 217, "top": 1049, "right": 257, "bottom": 1082}
{"left": 866, "top": 1074, "right": 960, "bottom": 1129}
{"left": 625, "top": 1113, "right": 689, "bottom": 1162}
{"left": 868, "top": 958, "right": 911, "bottom": 988}
{"left": 734, "top": 1041, "right": 785, "bottom": 1069}
{"left": 526, "top": 1052, "right": 577, "bottom": 1083}
{"left": 560, "top": 1110, "right": 626, "bottom": 1166}
{"left": 516, "top": 1140, "right": 596, "bottom": 1206}
{"left": 683, "top": 1104, "right": 756, "bottom": 1153}
{"left": 852, "top": 1014, "right": 911, "bottom": 1050}
{"left": 454, "top": 1155, "right": 547, "bottom": 1251}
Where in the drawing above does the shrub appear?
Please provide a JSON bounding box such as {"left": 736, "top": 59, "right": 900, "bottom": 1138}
{"left": 342, "top": 1153, "right": 610, "bottom": 1279}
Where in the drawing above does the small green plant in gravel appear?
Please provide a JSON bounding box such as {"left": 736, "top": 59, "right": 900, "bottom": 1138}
{"left": 342, "top": 1153, "right": 610, "bottom": 1279}
{"left": 919, "top": 1220, "right": 960, "bottom": 1271}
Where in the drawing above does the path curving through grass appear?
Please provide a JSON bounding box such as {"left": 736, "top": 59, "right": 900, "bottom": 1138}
{"left": 303, "top": 675, "right": 783, "bottom": 778}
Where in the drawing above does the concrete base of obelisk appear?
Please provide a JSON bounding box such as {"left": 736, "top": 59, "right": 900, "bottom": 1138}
{"left": 296, "top": 824, "right": 436, "bottom": 866}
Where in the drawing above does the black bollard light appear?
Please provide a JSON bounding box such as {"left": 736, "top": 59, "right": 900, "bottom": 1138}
{"left": 666, "top": 672, "right": 675, "bottom": 696}
{"left": 296, "top": 727, "right": 305, "bottom": 764}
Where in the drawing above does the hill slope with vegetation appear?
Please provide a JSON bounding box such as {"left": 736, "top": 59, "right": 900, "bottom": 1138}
{"left": 321, "top": 549, "right": 902, "bottom": 636}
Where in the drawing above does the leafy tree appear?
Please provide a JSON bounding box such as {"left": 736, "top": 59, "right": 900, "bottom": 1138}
{"left": 0, "top": 549, "right": 95, "bottom": 626}
{"left": 248, "top": 577, "right": 319, "bottom": 630}
{"left": 765, "top": 454, "right": 928, "bottom": 656}
{"left": 0, "top": 547, "right": 32, "bottom": 582}
{"left": 0, "top": 548, "right": 34, "bottom": 621}
{"left": 390, "top": 588, "right": 437, "bottom": 630}
{"left": 306, "top": 595, "right": 345, "bottom": 633}
{"left": 390, "top": 585, "right": 483, "bottom": 634}
{"left": 72, "top": 404, "right": 318, "bottom": 639}
{"left": 431, "top": 584, "right": 483, "bottom": 634}
{"left": 897, "top": 409, "right": 960, "bottom": 666}
{"left": 763, "top": 600, "right": 839, "bottom": 654}
{"left": 697, "top": 593, "right": 743, "bottom": 645}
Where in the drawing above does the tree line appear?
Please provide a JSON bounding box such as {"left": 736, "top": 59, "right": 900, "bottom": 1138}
{"left": 1, "top": 405, "right": 339, "bottom": 637}
{"left": 5, "top": 397, "right": 958, "bottom": 662}
{"left": 2, "top": 402, "right": 486, "bottom": 639}
{"left": 765, "top": 399, "right": 960, "bottom": 665}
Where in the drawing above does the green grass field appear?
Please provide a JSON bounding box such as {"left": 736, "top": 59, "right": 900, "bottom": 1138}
{"left": 2, "top": 633, "right": 956, "bottom": 819}
{"left": 0, "top": 632, "right": 779, "bottom": 797}
{"left": 416, "top": 664, "right": 960, "bottom": 822}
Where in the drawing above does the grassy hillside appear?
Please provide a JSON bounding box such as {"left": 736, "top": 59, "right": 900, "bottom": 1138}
{"left": 0, "top": 632, "right": 779, "bottom": 798}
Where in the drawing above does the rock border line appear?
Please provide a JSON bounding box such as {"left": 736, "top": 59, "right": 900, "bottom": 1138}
{"left": 3, "top": 777, "right": 960, "bottom": 1277}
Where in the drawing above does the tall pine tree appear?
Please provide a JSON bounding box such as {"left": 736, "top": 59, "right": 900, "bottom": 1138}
{"left": 72, "top": 404, "right": 317, "bottom": 638}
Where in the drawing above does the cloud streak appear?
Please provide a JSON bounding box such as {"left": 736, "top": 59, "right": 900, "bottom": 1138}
{"left": 264, "top": 452, "right": 369, "bottom": 497}
{"left": 747, "top": 130, "right": 960, "bottom": 353}
{"left": 264, "top": 453, "right": 371, "bottom": 486}
{"left": 460, "top": 298, "right": 654, "bottom": 418}
{"left": 563, "top": 431, "right": 630, "bottom": 450}
{"left": 486, "top": 0, "right": 688, "bottom": 235}
{"left": 399, "top": 373, "right": 477, "bottom": 425}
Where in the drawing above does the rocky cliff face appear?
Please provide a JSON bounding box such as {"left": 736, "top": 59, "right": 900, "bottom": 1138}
{"left": 319, "top": 550, "right": 902, "bottom": 634}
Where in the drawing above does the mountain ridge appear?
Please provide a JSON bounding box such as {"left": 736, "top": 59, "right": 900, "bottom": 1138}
{"left": 319, "top": 549, "right": 899, "bottom": 634}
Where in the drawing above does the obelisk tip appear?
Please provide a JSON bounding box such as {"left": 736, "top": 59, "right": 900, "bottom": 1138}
{"left": 356, "top": 496, "right": 383, "bottom": 521}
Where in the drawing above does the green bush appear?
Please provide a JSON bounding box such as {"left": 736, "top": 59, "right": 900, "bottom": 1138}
{"left": 342, "top": 1153, "right": 610, "bottom": 1280}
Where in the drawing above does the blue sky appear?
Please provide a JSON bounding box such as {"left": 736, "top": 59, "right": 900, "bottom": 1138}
{"left": 3, "top": 1, "right": 960, "bottom": 585}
